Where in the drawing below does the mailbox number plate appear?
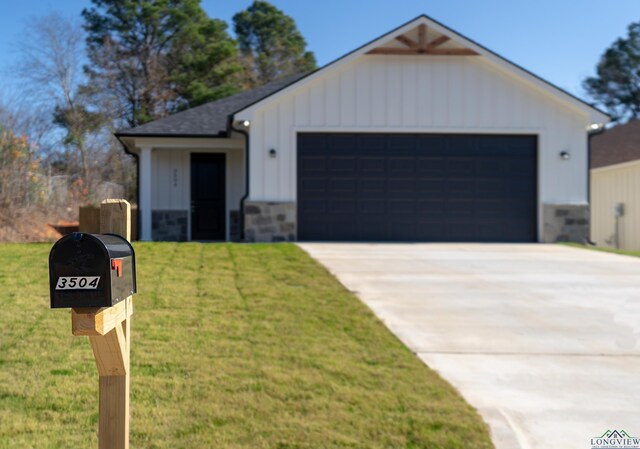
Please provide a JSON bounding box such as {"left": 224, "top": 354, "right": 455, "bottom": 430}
{"left": 55, "top": 276, "right": 100, "bottom": 290}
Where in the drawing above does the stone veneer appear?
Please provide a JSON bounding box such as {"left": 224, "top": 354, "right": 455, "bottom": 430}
{"left": 244, "top": 201, "right": 296, "bottom": 242}
{"left": 542, "top": 204, "right": 589, "bottom": 243}
{"left": 152, "top": 210, "right": 188, "bottom": 241}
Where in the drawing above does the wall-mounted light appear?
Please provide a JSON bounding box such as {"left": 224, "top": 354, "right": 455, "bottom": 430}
{"left": 588, "top": 123, "right": 603, "bottom": 132}
{"left": 269, "top": 148, "right": 277, "bottom": 158}
{"left": 560, "top": 151, "right": 570, "bottom": 160}
{"left": 242, "top": 120, "right": 250, "bottom": 127}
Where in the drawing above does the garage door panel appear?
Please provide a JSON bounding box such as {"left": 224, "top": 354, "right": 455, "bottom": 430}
{"left": 328, "top": 134, "right": 358, "bottom": 150}
{"left": 447, "top": 158, "right": 475, "bottom": 174}
{"left": 416, "top": 135, "right": 447, "bottom": 153}
{"left": 388, "top": 200, "right": 415, "bottom": 214}
{"left": 446, "top": 222, "right": 477, "bottom": 240}
{"left": 328, "top": 179, "right": 357, "bottom": 193}
{"left": 359, "top": 179, "right": 386, "bottom": 193}
{"left": 446, "top": 179, "right": 475, "bottom": 197}
{"left": 359, "top": 199, "right": 386, "bottom": 214}
{"left": 299, "top": 199, "right": 327, "bottom": 213}
{"left": 446, "top": 135, "right": 476, "bottom": 155}
{"left": 359, "top": 157, "right": 385, "bottom": 173}
{"left": 386, "top": 221, "right": 417, "bottom": 240}
{"left": 416, "top": 179, "right": 444, "bottom": 193}
{"left": 446, "top": 200, "right": 475, "bottom": 216}
{"left": 357, "top": 134, "right": 385, "bottom": 151}
{"left": 298, "top": 134, "right": 326, "bottom": 152}
{"left": 301, "top": 178, "right": 327, "bottom": 193}
{"left": 477, "top": 158, "right": 508, "bottom": 175}
{"left": 417, "top": 222, "right": 447, "bottom": 239}
{"left": 388, "top": 134, "right": 417, "bottom": 150}
{"left": 476, "top": 179, "right": 504, "bottom": 194}
{"left": 388, "top": 179, "right": 415, "bottom": 193}
{"left": 389, "top": 158, "right": 415, "bottom": 173}
{"left": 328, "top": 157, "right": 356, "bottom": 172}
{"left": 330, "top": 199, "right": 356, "bottom": 213}
{"left": 300, "top": 156, "right": 326, "bottom": 172}
{"left": 298, "top": 133, "right": 537, "bottom": 242}
{"left": 417, "top": 200, "right": 445, "bottom": 216}
{"left": 509, "top": 158, "right": 536, "bottom": 175}
{"left": 417, "top": 158, "right": 446, "bottom": 173}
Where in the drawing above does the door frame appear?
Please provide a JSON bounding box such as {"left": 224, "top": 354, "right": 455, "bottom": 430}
{"left": 190, "top": 152, "right": 227, "bottom": 241}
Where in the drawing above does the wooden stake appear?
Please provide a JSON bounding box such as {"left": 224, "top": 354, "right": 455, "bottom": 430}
{"left": 72, "top": 199, "right": 133, "bottom": 449}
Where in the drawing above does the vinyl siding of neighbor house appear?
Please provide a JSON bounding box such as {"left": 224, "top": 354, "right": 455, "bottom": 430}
{"left": 591, "top": 160, "right": 640, "bottom": 250}
{"left": 237, "top": 54, "right": 591, "bottom": 239}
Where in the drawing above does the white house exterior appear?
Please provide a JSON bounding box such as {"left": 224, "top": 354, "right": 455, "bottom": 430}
{"left": 117, "top": 15, "right": 609, "bottom": 243}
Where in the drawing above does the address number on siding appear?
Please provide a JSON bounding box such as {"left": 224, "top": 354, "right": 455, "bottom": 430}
{"left": 56, "top": 276, "right": 100, "bottom": 290}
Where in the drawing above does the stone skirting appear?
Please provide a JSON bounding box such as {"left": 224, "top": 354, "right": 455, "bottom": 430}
{"left": 542, "top": 204, "right": 589, "bottom": 243}
{"left": 244, "top": 201, "right": 296, "bottom": 242}
{"left": 152, "top": 210, "right": 188, "bottom": 241}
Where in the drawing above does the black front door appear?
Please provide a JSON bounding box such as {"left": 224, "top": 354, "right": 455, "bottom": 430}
{"left": 191, "top": 153, "right": 226, "bottom": 240}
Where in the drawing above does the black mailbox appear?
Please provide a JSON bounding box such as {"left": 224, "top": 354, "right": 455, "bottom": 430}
{"left": 49, "top": 233, "right": 136, "bottom": 308}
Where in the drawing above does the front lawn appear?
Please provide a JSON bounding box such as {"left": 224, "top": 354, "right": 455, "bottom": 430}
{"left": 0, "top": 243, "right": 492, "bottom": 449}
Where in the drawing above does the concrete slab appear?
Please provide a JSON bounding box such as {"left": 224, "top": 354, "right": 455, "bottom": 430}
{"left": 299, "top": 243, "right": 640, "bottom": 449}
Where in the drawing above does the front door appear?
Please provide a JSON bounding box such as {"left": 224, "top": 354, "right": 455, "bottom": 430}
{"left": 191, "top": 153, "right": 226, "bottom": 240}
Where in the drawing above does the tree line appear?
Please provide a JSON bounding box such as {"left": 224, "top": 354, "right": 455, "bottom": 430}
{"left": 0, "top": 0, "right": 315, "bottom": 237}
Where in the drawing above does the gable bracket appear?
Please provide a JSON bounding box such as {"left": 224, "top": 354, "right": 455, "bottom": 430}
{"left": 369, "top": 24, "right": 477, "bottom": 56}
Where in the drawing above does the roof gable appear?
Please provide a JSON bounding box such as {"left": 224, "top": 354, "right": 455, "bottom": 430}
{"left": 233, "top": 15, "right": 610, "bottom": 124}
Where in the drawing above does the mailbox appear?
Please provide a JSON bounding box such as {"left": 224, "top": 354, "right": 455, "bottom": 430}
{"left": 49, "top": 233, "right": 136, "bottom": 308}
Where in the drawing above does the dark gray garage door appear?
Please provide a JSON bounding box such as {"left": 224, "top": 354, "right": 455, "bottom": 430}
{"left": 297, "top": 133, "right": 537, "bottom": 242}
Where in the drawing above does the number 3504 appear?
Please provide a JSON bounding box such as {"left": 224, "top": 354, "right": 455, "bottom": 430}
{"left": 56, "top": 276, "right": 100, "bottom": 290}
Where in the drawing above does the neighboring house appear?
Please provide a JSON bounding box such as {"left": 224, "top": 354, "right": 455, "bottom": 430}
{"left": 590, "top": 120, "right": 640, "bottom": 250}
{"left": 116, "top": 14, "right": 609, "bottom": 243}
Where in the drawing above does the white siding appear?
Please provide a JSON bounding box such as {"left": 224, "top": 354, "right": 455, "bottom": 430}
{"left": 152, "top": 150, "right": 189, "bottom": 210}
{"left": 240, "top": 54, "right": 593, "bottom": 240}
{"left": 591, "top": 161, "right": 640, "bottom": 251}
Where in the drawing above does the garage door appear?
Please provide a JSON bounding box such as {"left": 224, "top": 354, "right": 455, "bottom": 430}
{"left": 297, "top": 133, "right": 537, "bottom": 242}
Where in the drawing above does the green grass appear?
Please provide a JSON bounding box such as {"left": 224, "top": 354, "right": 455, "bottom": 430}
{"left": 562, "top": 242, "right": 640, "bottom": 258}
{"left": 0, "top": 243, "right": 492, "bottom": 449}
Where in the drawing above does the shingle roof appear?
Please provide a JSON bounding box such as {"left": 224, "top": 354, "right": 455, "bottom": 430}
{"left": 591, "top": 120, "right": 640, "bottom": 169}
{"left": 116, "top": 73, "right": 308, "bottom": 137}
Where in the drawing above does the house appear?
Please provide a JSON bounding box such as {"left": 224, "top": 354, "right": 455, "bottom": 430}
{"left": 116, "top": 14, "right": 609, "bottom": 243}
{"left": 590, "top": 120, "right": 640, "bottom": 250}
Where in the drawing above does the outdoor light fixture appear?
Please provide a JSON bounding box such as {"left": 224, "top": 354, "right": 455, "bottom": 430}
{"left": 242, "top": 120, "right": 250, "bottom": 127}
{"left": 269, "top": 148, "right": 277, "bottom": 158}
{"left": 588, "top": 123, "right": 603, "bottom": 131}
{"left": 560, "top": 151, "right": 570, "bottom": 160}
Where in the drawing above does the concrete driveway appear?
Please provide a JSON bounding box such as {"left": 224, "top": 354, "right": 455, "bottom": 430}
{"left": 299, "top": 243, "right": 640, "bottom": 449}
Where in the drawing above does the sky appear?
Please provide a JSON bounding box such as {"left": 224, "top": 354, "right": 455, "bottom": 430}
{"left": 0, "top": 0, "right": 637, "bottom": 102}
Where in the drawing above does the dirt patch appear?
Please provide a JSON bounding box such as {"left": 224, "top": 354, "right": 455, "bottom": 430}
{"left": 0, "top": 207, "right": 77, "bottom": 243}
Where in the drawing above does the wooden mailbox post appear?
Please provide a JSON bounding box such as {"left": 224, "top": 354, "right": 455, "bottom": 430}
{"left": 71, "top": 199, "right": 134, "bottom": 449}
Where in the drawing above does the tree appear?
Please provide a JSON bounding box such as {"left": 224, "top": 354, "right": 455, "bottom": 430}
{"left": 584, "top": 22, "right": 640, "bottom": 121}
{"left": 0, "top": 126, "right": 43, "bottom": 210}
{"left": 168, "top": 15, "right": 241, "bottom": 108}
{"left": 15, "top": 12, "right": 106, "bottom": 197}
{"left": 82, "top": 0, "right": 241, "bottom": 127}
{"left": 233, "top": 1, "right": 316, "bottom": 87}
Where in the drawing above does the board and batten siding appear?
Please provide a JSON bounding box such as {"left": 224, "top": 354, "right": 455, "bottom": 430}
{"left": 591, "top": 161, "right": 640, "bottom": 251}
{"left": 240, "top": 54, "right": 591, "bottom": 209}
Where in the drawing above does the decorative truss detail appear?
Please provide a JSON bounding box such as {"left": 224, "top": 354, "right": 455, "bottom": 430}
{"left": 367, "top": 24, "right": 478, "bottom": 56}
